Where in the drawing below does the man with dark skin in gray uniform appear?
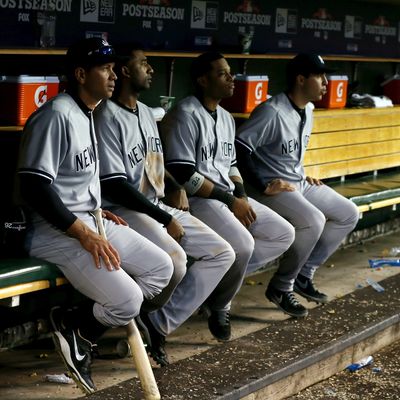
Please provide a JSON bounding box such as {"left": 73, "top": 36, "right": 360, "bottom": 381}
{"left": 94, "top": 44, "right": 235, "bottom": 367}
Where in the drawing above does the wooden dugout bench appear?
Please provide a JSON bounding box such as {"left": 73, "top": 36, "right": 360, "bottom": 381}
{"left": 305, "top": 106, "right": 400, "bottom": 215}
{"left": 234, "top": 106, "right": 400, "bottom": 217}
{"left": 1, "top": 106, "right": 400, "bottom": 347}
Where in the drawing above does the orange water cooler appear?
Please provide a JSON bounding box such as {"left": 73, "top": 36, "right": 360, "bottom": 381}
{"left": 221, "top": 74, "right": 269, "bottom": 113}
{"left": 0, "top": 76, "right": 60, "bottom": 126}
{"left": 314, "top": 75, "right": 348, "bottom": 109}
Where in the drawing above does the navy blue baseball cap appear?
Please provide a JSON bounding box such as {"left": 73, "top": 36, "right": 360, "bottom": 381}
{"left": 287, "top": 53, "right": 335, "bottom": 76}
{"left": 66, "top": 38, "right": 116, "bottom": 68}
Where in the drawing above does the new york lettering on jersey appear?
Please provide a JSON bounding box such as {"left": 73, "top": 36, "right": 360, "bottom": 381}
{"left": 75, "top": 144, "right": 97, "bottom": 171}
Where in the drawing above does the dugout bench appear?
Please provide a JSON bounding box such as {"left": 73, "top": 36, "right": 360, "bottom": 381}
{"left": 235, "top": 105, "right": 400, "bottom": 220}
{"left": 1, "top": 105, "right": 400, "bottom": 349}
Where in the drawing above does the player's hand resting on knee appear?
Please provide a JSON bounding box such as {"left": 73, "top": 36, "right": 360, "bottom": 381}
{"left": 306, "top": 176, "right": 324, "bottom": 185}
{"left": 166, "top": 217, "right": 185, "bottom": 243}
{"left": 102, "top": 209, "right": 129, "bottom": 226}
{"left": 164, "top": 188, "right": 189, "bottom": 211}
{"left": 66, "top": 219, "right": 121, "bottom": 271}
{"left": 231, "top": 197, "right": 257, "bottom": 228}
{"left": 264, "top": 179, "right": 296, "bottom": 196}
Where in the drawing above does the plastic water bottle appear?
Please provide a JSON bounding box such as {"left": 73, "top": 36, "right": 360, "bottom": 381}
{"left": 388, "top": 247, "right": 400, "bottom": 256}
{"left": 45, "top": 374, "right": 73, "bottom": 384}
{"left": 346, "top": 356, "right": 373, "bottom": 372}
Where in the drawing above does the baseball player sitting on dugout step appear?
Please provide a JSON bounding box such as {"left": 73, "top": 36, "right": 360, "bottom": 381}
{"left": 236, "top": 54, "right": 360, "bottom": 318}
{"left": 160, "top": 52, "right": 295, "bottom": 325}
{"left": 94, "top": 43, "right": 235, "bottom": 366}
{"left": 17, "top": 38, "right": 174, "bottom": 394}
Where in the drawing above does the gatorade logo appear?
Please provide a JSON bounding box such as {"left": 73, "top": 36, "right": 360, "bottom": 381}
{"left": 255, "top": 82, "right": 263, "bottom": 100}
{"left": 34, "top": 85, "right": 48, "bottom": 108}
{"left": 336, "top": 82, "right": 344, "bottom": 99}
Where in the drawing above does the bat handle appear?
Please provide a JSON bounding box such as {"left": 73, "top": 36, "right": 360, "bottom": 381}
{"left": 93, "top": 208, "right": 161, "bottom": 399}
{"left": 126, "top": 320, "right": 161, "bottom": 400}
{"left": 93, "top": 208, "right": 107, "bottom": 239}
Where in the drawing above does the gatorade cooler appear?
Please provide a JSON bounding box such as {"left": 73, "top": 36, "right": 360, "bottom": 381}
{"left": 314, "top": 75, "right": 348, "bottom": 109}
{"left": 221, "top": 75, "right": 269, "bottom": 113}
{"left": 381, "top": 75, "right": 400, "bottom": 104}
{"left": 0, "top": 75, "right": 59, "bottom": 126}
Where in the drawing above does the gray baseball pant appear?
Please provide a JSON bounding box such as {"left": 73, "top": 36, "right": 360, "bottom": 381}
{"left": 247, "top": 180, "right": 360, "bottom": 292}
{"left": 114, "top": 204, "right": 236, "bottom": 336}
{"left": 187, "top": 197, "right": 295, "bottom": 311}
{"left": 27, "top": 212, "right": 174, "bottom": 327}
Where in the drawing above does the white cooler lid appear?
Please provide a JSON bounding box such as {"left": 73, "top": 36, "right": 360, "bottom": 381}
{"left": 234, "top": 74, "right": 269, "bottom": 81}
{"left": 0, "top": 75, "right": 47, "bottom": 83}
{"left": 326, "top": 75, "right": 348, "bottom": 81}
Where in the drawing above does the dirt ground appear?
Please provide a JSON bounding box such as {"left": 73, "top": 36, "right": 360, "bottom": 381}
{"left": 1, "top": 231, "right": 400, "bottom": 399}
{"left": 289, "top": 339, "right": 400, "bottom": 400}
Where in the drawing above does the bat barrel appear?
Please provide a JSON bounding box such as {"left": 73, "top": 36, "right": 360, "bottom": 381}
{"left": 126, "top": 320, "right": 161, "bottom": 400}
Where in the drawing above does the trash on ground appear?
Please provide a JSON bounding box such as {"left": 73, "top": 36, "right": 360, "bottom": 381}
{"left": 245, "top": 279, "right": 258, "bottom": 286}
{"left": 372, "top": 367, "right": 382, "bottom": 373}
{"left": 366, "top": 278, "right": 385, "bottom": 292}
{"left": 369, "top": 258, "right": 400, "bottom": 268}
{"left": 324, "top": 387, "right": 337, "bottom": 395}
{"left": 346, "top": 355, "right": 374, "bottom": 372}
{"left": 381, "top": 247, "right": 400, "bottom": 257}
{"left": 44, "top": 374, "right": 74, "bottom": 384}
{"left": 356, "top": 283, "right": 364, "bottom": 289}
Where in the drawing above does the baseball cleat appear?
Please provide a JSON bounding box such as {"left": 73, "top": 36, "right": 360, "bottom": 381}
{"left": 208, "top": 310, "right": 231, "bottom": 342}
{"left": 265, "top": 285, "right": 308, "bottom": 318}
{"left": 294, "top": 275, "right": 329, "bottom": 304}
{"left": 137, "top": 313, "right": 169, "bottom": 367}
{"left": 52, "top": 328, "right": 96, "bottom": 394}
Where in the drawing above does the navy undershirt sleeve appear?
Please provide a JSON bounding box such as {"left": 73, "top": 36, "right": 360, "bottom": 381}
{"left": 235, "top": 140, "right": 268, "bottom": 193}
{"left": 19, "top": 174, "right": 77, "bottom": 231}
{"left": 101, "top": 177, "right": 172, "bottom": 226}
{"left": 166, "top": 164, "right": 196, "bottom": 185}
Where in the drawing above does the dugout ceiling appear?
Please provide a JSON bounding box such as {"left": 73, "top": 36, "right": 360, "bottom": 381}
{"left": 0, "top": 1, "right": 400, "bottom": 58}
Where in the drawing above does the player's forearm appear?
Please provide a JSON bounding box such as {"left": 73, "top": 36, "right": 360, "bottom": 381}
{"left": 101, "top": 178, "right": 172, "bottom": 226}
{"left": 19, "top": 173, "right": 77, "bottom": 231}
{"left": 193, "top": 178, "right": 235, "bottom": 209}
{"left": 229, "top": 165, "right": 248, "bottom": 199}
{"left": 235, "top": 142, "right": 267, "bottom": 192}
{"left": 164, "top": 169, "right": 183, "bottom": 194}
{"left": 66, "top": 218, "right": 94, "bottom": 241}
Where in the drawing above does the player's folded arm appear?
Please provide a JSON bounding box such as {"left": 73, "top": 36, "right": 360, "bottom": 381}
{"left": 100, "top": 176, "right": 172, "bottom": 226}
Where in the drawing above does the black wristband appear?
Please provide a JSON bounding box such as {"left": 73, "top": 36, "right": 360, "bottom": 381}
{"left": 210, "top": 186, "right": 235, "bottom": 209}
{"left": 233, "top": 181, "right": 247, "bottom": 199}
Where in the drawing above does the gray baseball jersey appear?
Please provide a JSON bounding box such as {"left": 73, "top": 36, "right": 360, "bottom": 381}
{"left": 94, "top": 99, "right": 164, "bottom": 205}
{"left": 18, "top": 93, "right": 101, "bottom": 213}
{"left": 236, "top": 93, "right": 314, "bottom": 184}
{"left": 160, "top": 95, "right": 236, "bottom": 192}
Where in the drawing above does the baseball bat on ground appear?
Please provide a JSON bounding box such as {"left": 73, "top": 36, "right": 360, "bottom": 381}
{"left": 93, "top": 208, "right": 161, "bottom": 400}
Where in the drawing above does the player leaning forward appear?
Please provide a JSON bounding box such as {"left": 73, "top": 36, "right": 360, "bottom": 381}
{"left": 93, "top": 44, "right": 235, "bottom": 366}
{"left": 236, "top": 54, "right": 359, "bottom": 318}
{"left": 160, "top": 52, "right": 295, "bottom": 324}
{"left": 16, "top": 38, "right": 173, "bottom": 394}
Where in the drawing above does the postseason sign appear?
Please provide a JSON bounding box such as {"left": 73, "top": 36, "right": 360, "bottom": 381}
{"left": 0, "top": 0, "right": 400, "bottom": 58}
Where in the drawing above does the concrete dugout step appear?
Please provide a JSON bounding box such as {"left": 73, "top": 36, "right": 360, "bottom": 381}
{"left": 86, "top": 273, "right": 400, "bottom": 400}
